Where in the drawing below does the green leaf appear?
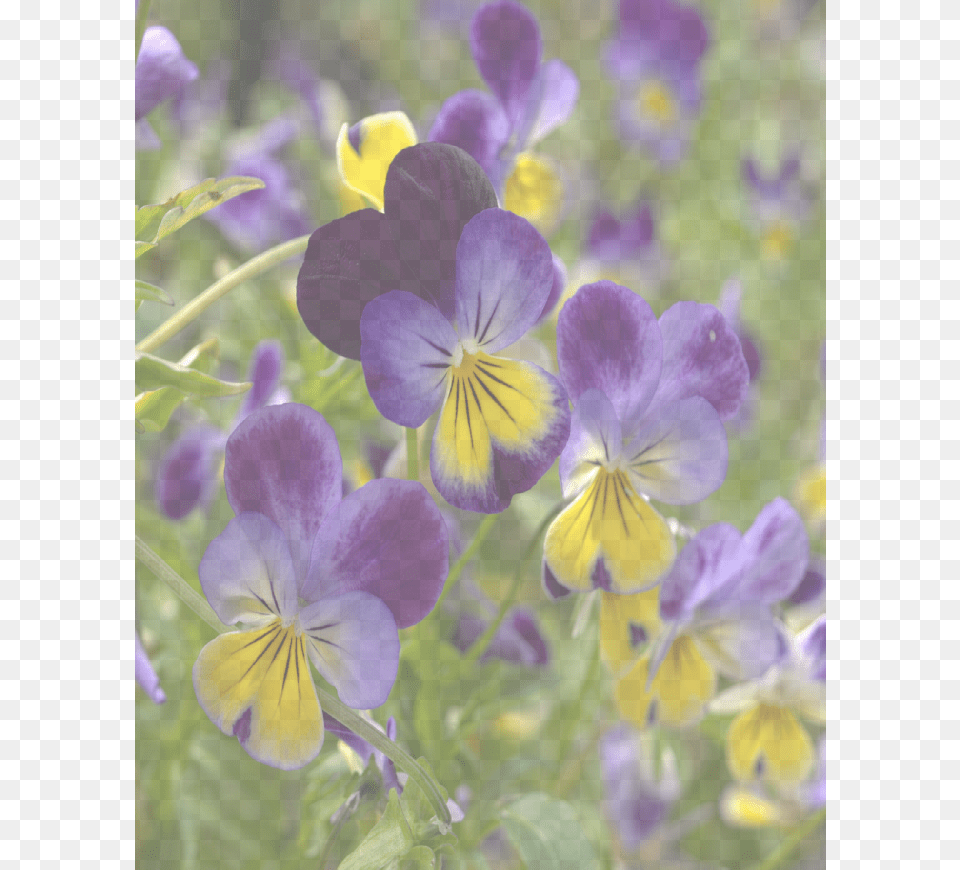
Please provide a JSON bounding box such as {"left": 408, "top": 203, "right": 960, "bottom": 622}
{"left": 338, "top": 789, "right": 414, "bottom": 870}
{"left": 135, "top": 240, "right": 157, "bottom": 259}
{"left": 135, "top": 279, "right": 174, "bottom": 311}
{"left": 135, "top": 175, "right": 265, "bottom": 251}
{"left": 500, "top": 794, "right": 598, "bottom": 870}
{"left": 176, "top": 338, "right": 220, "bottom": 376}
{"left": 399, "top": 845, "right": 437, "bottom": 870}
{"left": 135, "top": 352, "right": 250, "bottom": 399}
{"left": 135, "top": 387, "right": 185, "bottom": 433}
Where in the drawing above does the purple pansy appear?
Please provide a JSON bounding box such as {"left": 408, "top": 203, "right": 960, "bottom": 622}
{"left": 452, "top": 589, "right": 550, "bottom": 667}
{"left": 717, "top": 278, "right": 763, "bottom": 432}
{"left": 742, "top": 152, "right": 812, "bottom": 258}
{"left": 599, "top": 724, "right": 681, "bottom": 851}
{"left": 192, "top": 403, "right": 449, "bottom": 770}
{"left": 135, "top": 632, "right": 166, "bottom": 704}
{"left": 298, "top": 142, "right": 570, "bottom": 513}
{"left": 428, "top": 1, "right": 579, "bottom": 206}
{"left": 155, "top": 341, "right": 288, "bottom": 521}
{"left": 542, "top": 280, "right": 749, "bottom": 598}
{"left": 604, "top": 0, "right": 710, "bottom": 165}
{"left": 136, "top": 25, "right": 199, "bottom": 150}
{"left": 205, "top": 117, "right": 314, "bottom": 253}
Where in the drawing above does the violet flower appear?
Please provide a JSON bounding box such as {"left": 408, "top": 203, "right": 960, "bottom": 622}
{"left": 604, "top": 0, "right": 710, "bottom": 165}
{"left": 298, "top": 142, "right": 570, "bottom": 514}
{"left": 192, "top": 403, "right": 450, "bottom": 770}
{"left": 205, "top": 117, "right": 315, "bottom": 253}
{"left": 135, "top": 25, "right": 199, "bottom": 150}
{"left": 428, "top": 0, "right": 579, "bottom": 230}
{"left": 717, "top": 278, "right": 763, "bottom": 432}
{"left": 135, "top": 632, "right": 166, "bottom": 704}
{"left": 612, "top": 498, "right": 809, "bottom": 728}
{"left": 452, "top": 595, "right": 550, "bottom": 667}
{"left": 542, "top": 280, "right": 748, "bottom": 599}
{"left": 155, "top": 341, "right": 287, "bottom": 521}
{"left": 742, "top": 152, "right": 812, "bottom": 259}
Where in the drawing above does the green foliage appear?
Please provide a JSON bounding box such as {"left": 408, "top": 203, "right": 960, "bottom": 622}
{"left": 500, "top": 793, "right": 599, "bottom": 870}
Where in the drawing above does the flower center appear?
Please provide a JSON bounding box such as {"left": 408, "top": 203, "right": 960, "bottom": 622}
{"left": 637, "top": 80, "right": 676, "bottom": 126}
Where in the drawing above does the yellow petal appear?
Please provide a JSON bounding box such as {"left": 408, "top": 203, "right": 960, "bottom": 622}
{"left": 336, "top": 111, "right": 418, "bottom": 211}
{"left": 794, "top": 462, "right": 826, "bottom": 528}
{"left": 726, "top": 703, "right": 814, "bottom": 785}
{"left": 193, "top": 620, "right": 324, "bottom": 770}
{"left": 543, "top": 468, "right": 676, "bottom": 595}
{"left": 720, "top": 784, "right": 785, "bottom": 828}
{"left": 614, "top": 634, "right": 716, "bottom": 728}
{"left": 599, "top": 587, "right": 662, "bottom": 674}
{"left": 502, "top": 151, "right": 563, "bottom": 234}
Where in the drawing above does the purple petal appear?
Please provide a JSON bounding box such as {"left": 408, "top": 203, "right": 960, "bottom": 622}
{"left": 304, "top": 478, "right": 450, "bottom": 629}
{"left": 799, "top": 615, "right": 826, "bottom": 681}
{"left": 691, "top": 607, "right": 786, "bottom": 680}
{"left": 296, "top": 209, "right": 400, "bottom": 361}
{"left": 535, "top": 252, "right": 567, "bottom": 324}
{"left": 651, "top": 301, "right": 750, "bottom": 421}
{"left": 224, "top": 404, "right": 343, "bottom": 590}
{"left": 322, "top": 713, "right": 402, "bottom": 793}
{"left": 516, "top": 58, "right": 579, "bottom": 147}
{"left": 585, "top": 209, "right": 621, "bottom": 259}
{"left": 135, "top": 26, "right": 198, "bottom": 121}
{"left": 171, "top": 57, "right": 230, "bottom": 140}
{"left": 382, "top": 142, "right": 499, "bottom": 322}
{"left": 725, "top": 497, "right": 809, "bottom": 605}
{"left": 558, "top": 388, "right": 622, "bottom": 497}
{"left": 234, "top": 341, "right": 285, "bottom": 425}
{"left": 155, "top": 424, "right": 226, "bottom": 520}
{"left": 198, "top": 511, "right": 299, "bottom": 624}
{"left": 542, "top": 561, "right": 571, "bottom": 599}
{"left": 658, "top": 522, "right": 742, "bottom": 621}
{"left": 556, "top": 280, "right": 662, "bottom": 417}
{"left": 470, "top": 0, "right": 542, "bottom": 131}
{"left": 360, "top": 290, "right": 459, "bottom": 428}
{"left": 456, "top": 607, "right": 549, "bottom": 666}
{"left": 623, "top": 396, "right": 728, "bottom": 505}
{"left": 301, "top": 592, "right": 400, "bottom": 709}
{"left": 616, "top": 0, "right": 710, "bottom": 70}
{"left": 786, "top": 556, "right": 825, "bottom": 607}
{"left": 135, "top": 117, "right": 162, "bottom": 151}
{"left": 135, "top": 632, "right": 166, "bottom": 704}
{"left": 427, "top": 89, "right": 511, "bottom": 177}
{"left": 454, "top": 209, "right": 555, "bottom": 352}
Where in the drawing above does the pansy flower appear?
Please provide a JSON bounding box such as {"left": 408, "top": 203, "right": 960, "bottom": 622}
{"left": 711, "top": 615, "right": 826, "bottom": 787}
{"left": 155, "top": 341, "right": 288, "bottom": 521}
{"left": 717, "top": 278, "right": 764, "bottom": 432}
{"left": 298, "top": 142, "right": 571, "bottom": 513}
{"left": 452, "top": 588, "right": 550, "bottom": 667}
{"left": 192, "top": 403, "right": 449, "bottom": 770}
{"left": 542, "top": 280, "right": 749, "bottom": 599}
{"left": 604, "top": 0, "right": 710, "bottom": 165}
{"left": 742, "top": 152, "right": 812, "bottom": 259}
{"left": 428, "top": 0, "right": 579, "bottom": 231}
{"left": 613, "top": 498, "right": 808, "bottom": 728}
{"left": 135, "top": 632, "right": 166, "bottom": 704}
{"left": 135, "top": 25, "right": 199, "bottom": 150}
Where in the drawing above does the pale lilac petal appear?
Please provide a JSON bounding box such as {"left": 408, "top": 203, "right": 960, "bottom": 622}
{"left": 799, "top": 615, "right": 826, "bottom": 681}
{"left": 135, "top": 25, "right": 198, "bottom": 121}
{"left": 556, "top": 280, "right": 662, "bottom": 416}
{"left": 658, "top": 522, "right": 742, "bottom": 621}
{"left": 305, "top": 478, "right": 450, "bottom": 629}
{"left": 725, "top": 498, "right": 809, "bottom": 605}
{"left": 136, "top": 118, "right": 161, "bottom": 150}
{"left": 454, "top": 209, "right": 555, "bottom": 352}
{"left": 470, "top": 0, "right": 541, "bottom": 130}
{"left": 786, "top": 556, "right": 825, "bottom": 606}
{"left": 427, "top": 89, "right": 511, "bottom": 177}
{"left": 623, "top": 396, "right": 728, "bottom": 505}
{"left": 235, "top": 340, "right": 285, "bottom": 425}
{"left": 558, "top": 388, "right": 622, "bottom": 497}
{"left": 691, "top": 607, "right": 786, "bottom": 680}
{"left": 135, "top": 633, "right": 166, "bottom": 704}
{"left": 301, "top": 592, "right": 400, "bottom": 708}
{"left": 198, "top": 511, "right": 299, "bottom": 624}
{"left": 225, "top": 404, "right": 343, "bottom": 590}
{"left": 360, "top": 290, "right": 459, "bottom": 428}
{"left": 652, "top": 301, "right": 750, "bottom": 420}
{"left": 518, "top": 58, "right": 579, "bottom": 147}
{"left": 535, "top": 252, "right": 567, "bottom": 324}
{"left": 155, "top": 424, "right": 227, "bottom": 520}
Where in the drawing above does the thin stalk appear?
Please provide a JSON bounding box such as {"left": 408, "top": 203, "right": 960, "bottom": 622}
{"left": 315, "top": 688, "right": 452, "bottom": 827}
{"left": 749, "top": 807, "right": 826, "bottom": 870}
{"left": 135, "top": 536, "right": 228, "bottom": 635}
{"left": 429, "top": 512, "right": 499, "bottom": 621}
{"left": 406, "top": 427, "right": 419, "bottom": 482}
{"left": 136, "top": 234, "right": 311, "bottom": 354}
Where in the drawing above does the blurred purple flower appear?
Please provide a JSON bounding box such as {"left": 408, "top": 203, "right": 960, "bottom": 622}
{"left": 268, "top": 49, "right": 347, "bottom": 148}
{"left": 204, "top": 117, "right": 315, "bottom": 253}
{"left": 742, "top": 152, "right": 812, "bottom": 258}
{"left": 170, "top": 57, "right": 231, "bottom": 141}
{"left": 604, "top": 0, "right": 710, "bottom": 165}
{"left": 136, "top": 25, "right": 199, "bottom": 150}
{"left": 452, "top": 594, "right": 550, "bottom": 667}
{"left": 135, "top": 632, "right": 166, "bottom": 704}
{"left": 155, "top": 341, "right": 288, "bottom": 521}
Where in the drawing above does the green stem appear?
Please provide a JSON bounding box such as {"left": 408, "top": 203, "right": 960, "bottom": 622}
{"left": 135, "top": 536, "right": 229, "bottom": 635}
{"left": 749, "top": 807, "right": 826, "bottom": 870}
{"left": 315, "top": 688, "right": 452, "bottom": 827}
{"left": 406, "top": 427, "right": 419, "bottom": 482}
{"left": 134, "top": 0, "right": 152, "bottom": 59}
{"left": 429, "top": 512, "right": 499, "bottom": 622}
{"left": 464, "top": 503, "right": 563, "bottom": 666}
{"left": 136, "top": 234, "right": 311, "bottom": 355}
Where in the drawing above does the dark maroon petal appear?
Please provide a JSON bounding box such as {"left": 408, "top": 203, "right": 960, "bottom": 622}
{"left": 155, "top": 425, "right": 226, "bottom": 520}
{"left": 427, "top": 89, "right": 511, "bottom": 177}
{"left": 382, "top": 142, "right": 498, "bottom": 322}
{"left": 296, "top": 209, "right": 400, "bottom": 361}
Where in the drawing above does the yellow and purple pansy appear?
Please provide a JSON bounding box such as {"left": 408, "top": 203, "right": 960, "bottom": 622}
{"left": 192, "top": 403, "right": 449, "bottom": 770}
{"left": 542, "top": 280, "right": 749, "bottom": 599}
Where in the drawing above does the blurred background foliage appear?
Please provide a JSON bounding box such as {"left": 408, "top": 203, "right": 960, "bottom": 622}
{"left": 136, "top": 0, "right": 825, "bottom": 867}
